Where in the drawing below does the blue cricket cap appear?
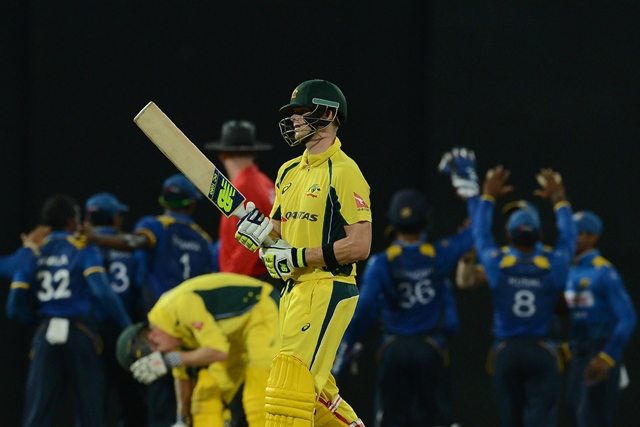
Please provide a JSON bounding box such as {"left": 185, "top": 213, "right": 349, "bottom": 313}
{"left": 85, "top": 192, "right": 129, "bottom": 217}
{"left": 507, "top": 209, "right": 541, "bottom": 236}
{"left": 502, "top": 200, "right": 539, "bottom": 219}
{"left": 387, "top": 189, "right": 429, "bottom": 227}
{"left": 573, "top": 211, "right": 602, "bottom": 235}
{"left": 159, "top": 174, "right": 202, "bottom": 208}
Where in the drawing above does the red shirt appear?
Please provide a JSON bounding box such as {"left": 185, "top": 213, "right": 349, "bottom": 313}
{"left": 218, "top": 164, "right": 275, "bottom": 277}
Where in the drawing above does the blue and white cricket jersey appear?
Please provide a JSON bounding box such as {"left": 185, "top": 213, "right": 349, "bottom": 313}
{"left": 472, "top": 197, "right": 577, "bottom": 339}
{"left": 565, "top": 249, "right": 637, "bottom": 362}
{"left": 134, "top": 213, "right": 213, "bottom": 302}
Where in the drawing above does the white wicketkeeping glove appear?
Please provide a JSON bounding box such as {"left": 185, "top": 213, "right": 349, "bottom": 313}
{"left": 438, "top": 147, "right": 479, "bottom": 198}
{"left": 259, "top": 239, "right": 306, "bottom": 280}
{"left": 130, "top": 351, "right": 169, "bottom": 385}
{"left": 235, "top": 201, "right": 273, "bottom": 252}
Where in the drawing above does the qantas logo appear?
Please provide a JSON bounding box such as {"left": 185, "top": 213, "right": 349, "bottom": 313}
{"left": 284, "top": 211, "right": 318, "bottom": 221}
{"left": 354, "top": 192, "right": 369, "bottom": 209}
{"left": 191, "top": 321, "right": 204, "bottom": 331}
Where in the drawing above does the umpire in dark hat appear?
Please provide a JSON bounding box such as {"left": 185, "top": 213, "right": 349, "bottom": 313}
{"left": 204, "top": 120, "right": 272, "bottom": 152}
{"left": 203, "top": 120, "right": 276, "bottom": 280}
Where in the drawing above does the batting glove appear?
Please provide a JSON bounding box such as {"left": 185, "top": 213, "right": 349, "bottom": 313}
{"left": 130, "top": 351, "right": 169, "bottom": 385}
{"left": 259, "top": 239, "right": 306, "bottom": 280}
{"left": 235, "top": 201, "right": 273, "bottom": 252}
{"left": 438, "top": 147, "right": 479, "bottom": 198}
{"left": 170, "top": 415, "right": 189, "bottom": 427}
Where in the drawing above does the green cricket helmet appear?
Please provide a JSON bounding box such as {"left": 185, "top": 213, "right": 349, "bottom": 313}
{"left": 116, "top": 322, "right": 152, "bottom": 370}
{"left": 278, "top": 79, "right": 347, "bottom": 147}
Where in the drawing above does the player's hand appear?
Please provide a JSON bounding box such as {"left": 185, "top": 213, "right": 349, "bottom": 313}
{"left": 235, "top": 202, "right": 274, "bottom": 252}
{"left": 130, "top": 351, "right": 169, "bottom": 384}
{"left": 533, "top": 168, "right": 566, "bottom": 203}
{"left": 482, "top": 165, "right": 514, "bottom": 199}
{"left": 75, "top": 220, "right": 97, "bottom": 244}
{"left": 438, "top": 147, "right": 479, "bottom": 198}
{"left": 332, "top": 341, "right": 363, "bottom": 378}
{"left": 21, "top": 225, "right": 51, "bottom": 254}
{"left": 259, "top": 239, "right": 306, "bottom": 280}
{"left": 584, "top": 355, "right": 610, "bottom": 385}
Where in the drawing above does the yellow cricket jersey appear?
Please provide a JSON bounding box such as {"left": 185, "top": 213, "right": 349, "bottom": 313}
{"left": 270, "top": 138, "right": 372, "bottom": 283}
{"left": 147, "top": 273, "right": 279, "bottom": 386}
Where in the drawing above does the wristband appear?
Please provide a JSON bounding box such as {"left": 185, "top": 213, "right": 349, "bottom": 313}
{"left": 291, "top": 248, "right": 307, "bottom": 268}
{"left": 322, "top": 243, "right": 340, "bottom": 270}
{"left": 480, "top": 194, "right": 496, "bottom": 203}
{"left": 598, "top": 351, "right": 616, "bottom": 368}
{"left": 165, "top": 351, "right": 183, "bottom": 368}
{"left": 553, "top": 200, "right": 571, "bottom": 211}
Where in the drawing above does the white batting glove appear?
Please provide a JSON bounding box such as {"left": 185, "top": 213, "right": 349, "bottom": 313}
{"left": 438, "top": 147, "right": 479, "bottom": 198}
{"left": 130, "top": 351, "right": 169, "bottom": 385}
{"left": 170, "top": 417, "right": 189, "bottom": 427}
{"left": 235, "top": 202, "right": 273, "bottom": 252}
{"left": 259, "top": 239, "right": 306, "bottom": 280}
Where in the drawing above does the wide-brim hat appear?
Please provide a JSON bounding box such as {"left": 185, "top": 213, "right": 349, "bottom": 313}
{"left": 204, "top": 120, "right": 272, "bottom": 152}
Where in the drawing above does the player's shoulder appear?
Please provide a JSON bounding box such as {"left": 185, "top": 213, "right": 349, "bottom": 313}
{"left": 189, "top": 223, "right": 213, "bottom": 243}
{"left": 330, "top": 148, "right": 365, "bottom": 172}
{"left": 134, "top": 214, "right": 161, "bottom": 228}
{"left": 591, "top": 255, "right": 613, "bottom": 269}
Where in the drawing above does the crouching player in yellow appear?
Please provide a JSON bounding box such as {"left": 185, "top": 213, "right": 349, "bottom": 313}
{"left": 116, "top": 272, "right": 280, "bottom": 426}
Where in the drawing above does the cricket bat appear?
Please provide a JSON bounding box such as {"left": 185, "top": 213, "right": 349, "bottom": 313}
{"left": 133, "top": 101, "right": 275, "bottom": 244}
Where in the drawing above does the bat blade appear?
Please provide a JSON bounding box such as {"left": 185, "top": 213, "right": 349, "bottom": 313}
{"left": 133, "top": 101, "right": 247, "bottom": 218}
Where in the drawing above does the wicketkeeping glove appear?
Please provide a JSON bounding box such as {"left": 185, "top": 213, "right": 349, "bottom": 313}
{"left": 235, "top": 201, "right": 273, "bottom": 252}
{"left": 259, "top": 239, "right": 306, "bottom": 280}
{"left": 130, "top": 351, "right": 169, "bottom": 384}
{"left": 438, "top": 147, "right": 479, "bottom": 198}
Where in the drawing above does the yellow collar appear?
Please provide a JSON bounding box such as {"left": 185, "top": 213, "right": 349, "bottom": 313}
{"left": 300, "top": 137, "right": 341, "bottom": 169}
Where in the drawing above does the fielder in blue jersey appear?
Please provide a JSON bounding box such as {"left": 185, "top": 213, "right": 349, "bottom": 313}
{"left": 565, "top": 210, "right": 637, "bottom": 427}
{"left": 334, "top": 150, "right": 479, "bottom": 427}
{"left": 82, "top": 174, "right": 214, "bottom": 427}
{"left": 472, "top": 166, "right": 577, "bottom": 427}
{"left": 84, "top": 192, "right": 148, "bottom": 427}
{"left": 6, "top": 194, "right": 132, "bottom": 427}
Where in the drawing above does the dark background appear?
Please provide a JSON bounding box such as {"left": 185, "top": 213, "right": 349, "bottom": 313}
{"left": 2, "top": 1, "right": 639, "bottom": 426}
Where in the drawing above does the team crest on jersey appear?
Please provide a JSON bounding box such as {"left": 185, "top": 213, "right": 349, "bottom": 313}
{"left": 306, "top": 184, "right": 321, "bottom": 198}
{"left": 191, "top": 321, "right": 204, "bottom": 330}
{"left": 579, "top": 278, "right": 591, "bottom": 288}
{"left": 353, "top": 192, "right": 369, "bottom": 209}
